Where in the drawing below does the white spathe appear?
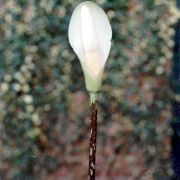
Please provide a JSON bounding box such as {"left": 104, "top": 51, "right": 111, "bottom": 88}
{"left": 68, "top": 1, "right": 112, "bottom": 93}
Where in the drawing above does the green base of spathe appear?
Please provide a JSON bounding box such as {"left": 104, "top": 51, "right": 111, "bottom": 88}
{"left": 81, "top": 63, "right": 103, "bottom": 104}
{"left": 90, "top": 92, "right": 98, "bottom": 103}
{"left": 83, "top": 67, "right": 103, "bottom": 93}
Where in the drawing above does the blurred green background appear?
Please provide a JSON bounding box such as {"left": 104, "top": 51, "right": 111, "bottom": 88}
{"left": 0, "top": 0, "right": 179, "bottom": 179}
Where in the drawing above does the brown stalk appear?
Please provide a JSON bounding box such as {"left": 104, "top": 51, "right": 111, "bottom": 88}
{"left": 88, "top": 102, "right": 97, "bottom": 180}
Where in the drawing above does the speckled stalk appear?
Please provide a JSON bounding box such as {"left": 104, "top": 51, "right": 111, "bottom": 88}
{"left": 88, "top": 102, "right": 97, "bottom": 180}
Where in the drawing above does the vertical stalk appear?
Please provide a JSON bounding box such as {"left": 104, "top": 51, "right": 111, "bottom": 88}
{"left": 88, "top": 102, "right": 97, "bottom": 180}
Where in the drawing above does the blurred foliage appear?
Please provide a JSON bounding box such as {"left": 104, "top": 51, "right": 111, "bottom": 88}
{"left": 0, "top": 0, "right": 179, "bottom": 179}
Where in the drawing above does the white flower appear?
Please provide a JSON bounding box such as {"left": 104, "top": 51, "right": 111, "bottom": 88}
{"left": 23, "top": 95, "right": 33, "bottom": 104}
{"left": 22, "top": 84, "right": 30, "bottom": 93}
{"left": 0, "top": 82, "right": 9, "bottom": 93}
{"left": 68, "top": 1, "right": 112, "bottom": 93}
{"left": 13, "top": 83, "right": 21, "bottom": 92}
{"left": 4, "top": 74, "right": 12, "bottom": 82}
{"left": 26, "top": 105, "right": 34, "bottom": 113}
{"left": 32, "top": 113, "right": 41, "bottom": 126}
{"left": 14, "top": 72, "right": 26, "bottom": 84}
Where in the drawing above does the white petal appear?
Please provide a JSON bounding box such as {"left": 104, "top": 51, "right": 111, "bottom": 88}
{"left": 80, "top": 5, "right": 99, "bottom": 54}
{"left": 68, "top": 1, "right": 112, "bottom": 67}
{"left": 68, "top": 1, "right": 112, "bottom": 92}
{"left": 68, "top": 5, "right": 84, "bottom": 61}
{"left": 86, "top": 2, "right": 112, "bottom": 65}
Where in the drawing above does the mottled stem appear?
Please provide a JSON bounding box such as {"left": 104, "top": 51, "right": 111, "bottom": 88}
{"left": 88, "top": 103, "right": 97, "bottom": 180}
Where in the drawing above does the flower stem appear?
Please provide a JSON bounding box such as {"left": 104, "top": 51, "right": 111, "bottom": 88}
{"left": 88, "top": 102, "right": 97, "bottom": 180}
